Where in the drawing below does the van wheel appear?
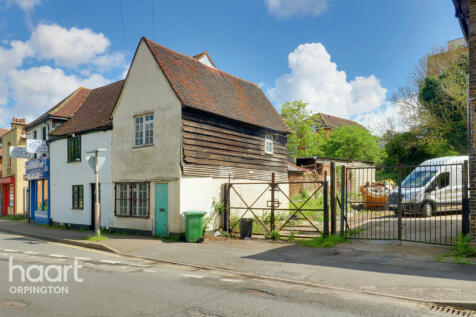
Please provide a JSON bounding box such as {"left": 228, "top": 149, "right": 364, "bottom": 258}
{"left": 421, "top": 203, "right": 432, "bottom": 217}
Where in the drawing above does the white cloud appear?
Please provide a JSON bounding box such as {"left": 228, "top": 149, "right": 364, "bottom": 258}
{"left": 268, "top": 43, "right": 387, "bottom": 118}
{"left": 0, "top": 20, "right": 126, "bottom": 128}
{"left": 353, "top": 102, "right": 408, "bottom": 136}
{"left": 265, "top": 0, "right": 328, "bottom": 19}
{"left": 5, "top": 66, "right": 109, "bottom": 123}
{"left": 7, "top": 0, "right": 41, "bottom": 11}
{"left": 31, "top": 23, "right": 111, "bottom": 68}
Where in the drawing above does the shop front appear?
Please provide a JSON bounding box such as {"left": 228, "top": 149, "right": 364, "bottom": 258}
{"left": 25, "top": 158, "right": 49, "bottom": 224}
{"left": 0, "top": 177, "right": 15, "bottom": 216}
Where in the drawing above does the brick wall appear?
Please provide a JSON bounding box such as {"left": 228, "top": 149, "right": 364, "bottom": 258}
{"left": 469, "top": 0, "right": 476, "bottom": 244}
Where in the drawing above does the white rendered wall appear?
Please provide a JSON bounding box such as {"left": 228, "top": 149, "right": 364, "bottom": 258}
{"left": 50, "top": 131, "right": 113, "bottom": 228}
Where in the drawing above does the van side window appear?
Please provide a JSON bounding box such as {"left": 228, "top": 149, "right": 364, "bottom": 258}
{"left": 436, "top": 172, "right": 450, "bottom": 189}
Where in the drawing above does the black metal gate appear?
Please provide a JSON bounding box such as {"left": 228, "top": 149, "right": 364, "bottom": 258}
{"left": 343, "top": 161, "right": 469, "bottom": 246}
{"left": 224, "top": 176, "right": 329, "bottom": 238}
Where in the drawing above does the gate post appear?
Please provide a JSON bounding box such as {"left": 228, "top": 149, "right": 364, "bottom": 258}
{"left": 323, "top": 180, "right": 329, "bottom": 238}
{"left": 340, "top": 165, "right": 345, "bottom": 236}
{"left": 224, "top": 183, "right": 231, "bottom": 233}
{"left": 397, "top": 166, "right": 402, "bottom": 241}
{"left": 330, "top": 162, "right": 336, "bottom": 235}
{"left": 270, "top": 172, "right": 275, "bottom": 232}
{"left": 463, "top": 160, "right": 470, "bottom": 235}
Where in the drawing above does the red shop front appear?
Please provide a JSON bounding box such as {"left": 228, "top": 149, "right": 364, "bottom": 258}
{"left": 0, "top": 177, "right": 15, "bottom": 216}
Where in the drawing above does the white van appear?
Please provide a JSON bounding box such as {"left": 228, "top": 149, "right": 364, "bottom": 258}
{"left": 386, "top": 156, "right": 468, "bottom": 217}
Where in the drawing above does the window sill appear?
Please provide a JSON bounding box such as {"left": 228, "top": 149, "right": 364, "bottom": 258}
{"left": 67, "top": 160, "right": 81, "bottom": 163}
{"left": 71, "top": 208, "right": 83, "bottom": 210}
{"left": 114, "top": 214, "right": 150, "bottom": 218}
{"left": 133, "top": 144, "right": 154, "bottom": 149}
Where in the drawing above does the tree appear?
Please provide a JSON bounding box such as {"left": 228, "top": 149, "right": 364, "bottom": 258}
{"left": 281, "top": 101, "right": 321, "bottom": 157}
{"left": 392, "top": 47, "right": 468, "bottom": 157}
{"left": 318, "top": 125, "right": 384, "bottom": 163}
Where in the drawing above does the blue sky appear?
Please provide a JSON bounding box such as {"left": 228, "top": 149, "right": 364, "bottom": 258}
{"left": 0, "top": 0, "right": 463, "bottom": 132}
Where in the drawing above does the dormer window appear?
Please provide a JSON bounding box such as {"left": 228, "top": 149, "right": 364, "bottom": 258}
{"left": 265, "top": 134, "right": 273, "bottom": 154}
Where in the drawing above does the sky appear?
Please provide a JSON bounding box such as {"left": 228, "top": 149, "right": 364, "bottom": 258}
{"left": 0, "top": 0, "right": 464, "bottom": 134}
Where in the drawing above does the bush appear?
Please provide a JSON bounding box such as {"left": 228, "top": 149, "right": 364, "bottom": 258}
{"left": 453, "top": 234, "right": 476, "bottom": 258}
{"left": 298, "top": 234, "right": 348, "bottom": 248}
{"left": 265, "top": 230, "right": 281, "bottom": 240}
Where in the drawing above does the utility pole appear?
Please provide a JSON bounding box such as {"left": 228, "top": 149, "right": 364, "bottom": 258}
{"left": 94, "top": 150, "right": 100, "bottom": 237}
{"left": 87, "top": 148, "right": 106, "bottom": 237}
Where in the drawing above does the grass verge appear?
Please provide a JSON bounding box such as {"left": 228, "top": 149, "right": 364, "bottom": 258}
{"left": 298, "top": 234, "right": 349, "bottom": 248}
{"left": 85, "top": 235, "right": 109, "bottom": 242}
{"left": 437, "top": 234, "right": 476, "bottom": 265}
{"left": 1, "top": 215, "right": 25, "bottom": 221}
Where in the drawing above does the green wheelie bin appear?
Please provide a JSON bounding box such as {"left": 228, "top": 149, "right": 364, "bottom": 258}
{"left": 184, "top": 211, "right": 207, "bottom": 242}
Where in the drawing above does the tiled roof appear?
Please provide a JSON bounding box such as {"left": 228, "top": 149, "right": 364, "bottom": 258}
{"left": 0, "top": 129, "right": 9, "bottom": 137}
{"left": 143, "top": 38, "right": 290, "bottom": 133}
{"left": 50, "top": 80, "right": 124, "bottom": 136}
{"left": 26, "top": 87, "right": 90, "bottom": 129}
{"left": 314, "top": 113, "right": 362, "bottom": 129}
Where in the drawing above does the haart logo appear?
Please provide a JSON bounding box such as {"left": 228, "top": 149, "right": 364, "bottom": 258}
{"left": 8, "top": 257, "right": 83, "bottom": 295}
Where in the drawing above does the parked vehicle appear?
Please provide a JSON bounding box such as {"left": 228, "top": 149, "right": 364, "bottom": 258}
{"left": 386, "top": 156, "right": 468, "bottom": 217}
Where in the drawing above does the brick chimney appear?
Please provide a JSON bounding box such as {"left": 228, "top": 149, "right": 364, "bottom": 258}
{"left": 11, "top": 117, "right": 26, "bottom": 129}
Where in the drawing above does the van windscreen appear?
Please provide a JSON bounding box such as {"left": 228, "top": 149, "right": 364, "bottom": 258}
{"left": 401, "top": 168, "right": 437, "bottom": 188}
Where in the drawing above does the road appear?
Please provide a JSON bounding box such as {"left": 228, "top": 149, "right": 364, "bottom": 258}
{"left": 0, "top": 231, "right": 449, "bottom": 317}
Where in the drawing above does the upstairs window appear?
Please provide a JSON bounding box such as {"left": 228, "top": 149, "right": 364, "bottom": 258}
{"left": 67, "top": 135, "right": 81, "bottom": 162}
{"left": 42, "top": 126, "right": 47, "bottom": 140}
{"left": 134, "top": 114, "right": 154, "bottom": 147}
{"left": 33, "top": 130, "right": 37, "bottom": 139}
{"left": 265, "top": 134, "right": 273, "bottom": 154}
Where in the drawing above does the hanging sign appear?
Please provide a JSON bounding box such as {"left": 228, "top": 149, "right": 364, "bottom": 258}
{"left": 9, "top": 147, "right": 28, "bottom": 159}
{"left": 27, "top": 139, "right": 48, "bottom": 154}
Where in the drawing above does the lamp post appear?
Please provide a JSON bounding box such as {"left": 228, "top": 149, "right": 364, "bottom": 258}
{"left": 86, "top": 148, "right": 106, "bottom": 236}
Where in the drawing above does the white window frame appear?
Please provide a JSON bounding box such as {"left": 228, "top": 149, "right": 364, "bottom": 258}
{"left": 134, "top": 114, "right": 154, "bottom": 147}
{"left": 265, "top": 134, "right": 273, "bottom": 154}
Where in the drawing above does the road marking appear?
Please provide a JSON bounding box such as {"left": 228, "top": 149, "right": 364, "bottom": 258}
{"left": 182, "top": 274, "right": 204, "bottom": 279}
{"left": 99, "top": 260, "right": 122, "bottom": 265}
{"left": 143, "top": 269, "right": 156, "bottom": 273}
{"left": 220, "top": 279, "right": 242, "bottom": 283}
{"left": 3, "top": 249, "right": 19, "bottom": 253}
{"left": 22, "top": 251, "right": 38, "bottom": 255}
{"left": 74, "top": 257, "right": 92, "bottom": 261}
{"left": 49, "top": 254, "right": 68, "bottom": 258}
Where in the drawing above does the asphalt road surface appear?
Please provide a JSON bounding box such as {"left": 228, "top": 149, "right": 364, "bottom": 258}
{"left": 0, "top": 231, "right": 449, "bottom": 317}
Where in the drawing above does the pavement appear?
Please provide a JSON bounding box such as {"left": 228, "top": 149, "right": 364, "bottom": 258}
{"left": 0, "top": 219, "right": 475, "bottom": 305}
{"left": 0, "top": 231, "right": 450, "bottom": 317}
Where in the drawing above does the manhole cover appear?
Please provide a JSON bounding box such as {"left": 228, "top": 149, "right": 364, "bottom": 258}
{"left": 0, "top": 300, "right": 29, "bottom": 308}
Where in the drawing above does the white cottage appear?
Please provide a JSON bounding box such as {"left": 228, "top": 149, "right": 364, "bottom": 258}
{"left": 49, "top": 81, "right": 124, "bottom": 230}
{"left": 111, "top": 37, "right": 290, "bottom": 237}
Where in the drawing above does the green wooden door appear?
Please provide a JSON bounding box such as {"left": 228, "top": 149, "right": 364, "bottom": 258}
{"left": 155, "top": 183, "right": 169, "bottom": 238}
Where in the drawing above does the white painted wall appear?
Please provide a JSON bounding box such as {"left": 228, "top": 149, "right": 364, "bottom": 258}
{"left": 111, "top": 39, "right": 182, "bottom": 232}
{"left": 50, "top": 130, "right": 113, "bottom": 227}
{"left": 179, "top": 176, "right": 289, "bottom": 233}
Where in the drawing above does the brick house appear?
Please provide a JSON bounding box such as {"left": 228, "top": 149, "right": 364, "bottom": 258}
{"left": 312, "top": 113, "right": 363, "bottom": 137}
{"left": 452, "top": 0, "right": 475, "bottom": 244}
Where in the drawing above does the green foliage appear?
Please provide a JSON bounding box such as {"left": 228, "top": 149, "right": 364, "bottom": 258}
{"left": 265, "top": 230, "right": 281, "bottom": 240}
{"left": 298, "top": 234, "right": 348, "bottom": 248}
{"left": 384, "top": 131, "right": 457, "bottom": 166}
{"left": 86, "top": 235, "right": 109, "bottom": 241}
{"left": 219, "top": 230, "right": 231, "bottom": 238}
{"left": 452, "top": 234, "right": 476, "bottom": 258}
{"left": 317, "top": 125, "right": 384, "bottom": 164}
{"left": 288, "top": 231, "right": 297, "bottom": 241}
{"left": 212, "top": 198, "right": 225, "bottom": 215}
{"left": 1, "top": 215, "right": 25, "bottom": 221}
{"left": 281, "top": 100, "right": 321, "bottom": 157}
{"left": 386, "top": 51, "right": 468, "bottom": 166}
{"left": 202, "top": 216, "right": 211, "bottom": 235}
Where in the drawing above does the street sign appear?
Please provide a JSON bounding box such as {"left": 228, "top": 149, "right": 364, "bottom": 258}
{"left": 9, "top": 146, "right": 28, "bottom": 158}
{"left": 86, "top": 156, "right": 106, "bottom": 171}
{"left": 27, "top": 139, "right": 48, "bottom": 154}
